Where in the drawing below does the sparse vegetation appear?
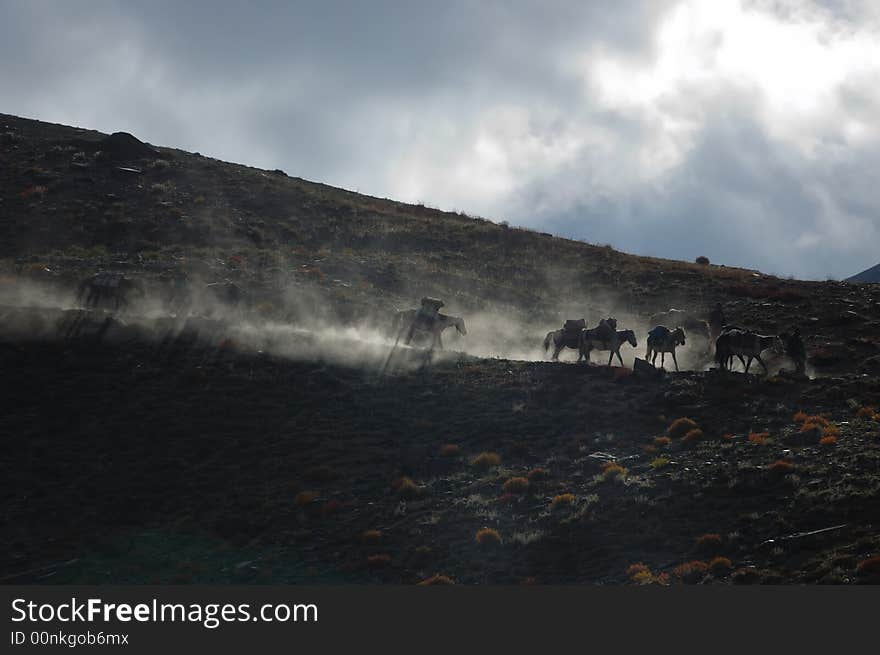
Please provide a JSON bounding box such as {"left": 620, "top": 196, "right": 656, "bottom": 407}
{"left": 417, "top": 574, "right": 455, "bottom": 585}
{"left": 471, "top": 452, "right": 502, "bottom": 470}
{"left": 551, "top": 493, "right": 575, "bottom": 509}
{"left": 668, "top": 418, "right": 699, "bottom": 439}
{"left": 439, "top": 443, "right": 461, "bottom": 457}
{"left": 600, "top": 462, "right": 627, "bottom": 481}
{"left": 502, "top": 477, "right": 530, "bottom": 494}
{"left": 475, "top": 527, "right": 502, "bottom": 547}
{"left": 748, "top": 431, "right": 770, "bottom": 445}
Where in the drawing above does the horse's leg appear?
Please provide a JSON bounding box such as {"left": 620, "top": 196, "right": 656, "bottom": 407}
{"left": 661, "top": 352, "right": 665, "bottom": 368}
{"left": 616, "top": 349, "right": 625, "bottom": 367}
{"left": 756, "top": 354, "right": 768, "bottom": 375}
{"left": 552, "top": 344, "right": 561, "bottom": 361}
{"left": 672, "top": 349, "right": 679, "bottom": 372}
{"left": 744, "top": 356, "right": 752, "bottom": 374}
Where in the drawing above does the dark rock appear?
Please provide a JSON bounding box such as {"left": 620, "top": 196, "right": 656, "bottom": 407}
{"left": 98, "top": 132, "right": 158, "bottom": 162}
{"left": 633, "top": 357, "right": 664, "bottom": 379}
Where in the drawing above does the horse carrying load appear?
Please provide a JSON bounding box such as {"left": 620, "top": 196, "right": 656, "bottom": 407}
{"left": 390, "top": 297, "right": 466, "bottom": 351}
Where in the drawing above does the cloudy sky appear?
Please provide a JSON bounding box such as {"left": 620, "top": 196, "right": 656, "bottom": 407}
{"left": 3, "top": 0, "right": 879, "bottom": 279}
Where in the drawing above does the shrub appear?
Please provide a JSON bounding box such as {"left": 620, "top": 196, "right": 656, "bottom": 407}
{"left": 551, "top": 493, "right": 576, "bottom": 509}
{"left": 720, "top": 433, "right": 734, "bottom": 442}
{"left": 417, "top": 574, "right": 455, "bottom": 585}
{"left": 856, "top": 556, "right": 880, "bottom": 576}
{"left": 768, "top": 460, "right": 796, "bottom": 474}
{"left": 668, "top": 418, "right": 699, "bottom": 439}
{"left": 695, "top": 256, "right": 710, "bottom": 265}
{"left": 294, "top": 491, "right": 319, "bottom": 506}
{"left": 650, "top": 457, "right": 669, "bottom": 469}
{"left": 644, "top": 445, "right": 659, "bottom": 454}
{"left": 748, "top": 432, "right": 769, "bottom": 445}
{"left": 502, "top": 477, "right": 530, "bottom": 494}
{"left": 793, "top": 411, "right": 809, "bottom": 423}
{"left": 439, "top": 443, "right": 461, "bottom": 457}
{"left": 471, "top": 451, "right": 501, "bottom": 470}
{"left": 627, "top": 563, "right": 650, "bottom": 578}
{"left": 856, "top": 406, "right": 877, "bottom": 419}
{"left": 673, "top": 560, "right": 709, "bottom": 582}
{"left": 475, "top": 527, "right": 502, "bottom": 547}
{"left": 601, "top": 462, "right": 627, "bottom": 481}
{"left": 321, "top": 499, "right": 342, "bottom": 516}
{"left": 654, "top": 436, "right": 671, "bottom": 447}
{"left": 394, "top": 476, "right": 422, "bottom": 498}
{"left": 819, "top": 436, "right": 838, "bottom": 446}
{"left": 682, "top": 428, "right": 704, "bottom": 445}
{"left": 695, "top": 533, "right": 723, "bottom": 552}
{"left": 709, "top": 557, "right": 733, "bottom": 573}
{"left": 527, "top": 467, "right": 550, "bottom": 481}
{"left": 360, "top": 529, "right": 382, "bottom": 544}
{"left": 366, "top": 554, "right": 391, "bottom": 568}
{"left": 822, "top": 425, "right": 841, "bottom": 438}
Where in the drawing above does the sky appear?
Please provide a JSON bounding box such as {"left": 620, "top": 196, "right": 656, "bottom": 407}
{"left": 2, "top": 0, "right": 879, "bottom": 280}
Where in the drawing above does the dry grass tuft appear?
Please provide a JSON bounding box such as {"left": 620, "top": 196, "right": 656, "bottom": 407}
{"left": 502, "top": 476, "right": 530, "bottom": 494}
{"left": 673, "top": 560, "right": 709, "bottom": 582}
{"left": 366, "top": 554, "right": 391, "bottom": 568}
{"left": 768, "top": 459, "right": 796, "bottom": 474}
{"left": 471, "top": 451, "right": 502, "bottom": 470}
{"left": 393, "top": 476, "right": 423, "bottom": 498}
{"left": 855, "top": 406, "right": 877, "bottom": 419}
{"left": 360, "top": 529, "right": 382, "bottom": 544}
{"left": 682, "top": 428, "right": 704, "bottom": 445}
{"left": 417, "top": 574, "right": 455, "bottom": 585}
{"left": 695, "top": 533, "right": 723, "bottom": 551}
{"left": 856, "top": 555, "right": 880, "bottom": 576}
{"left": 819, "top": 435, "right": 838, "bottom": 446}
{"left": 601, "top": 462, "right": 628, "bottom": 481}
{"left": 667, "top": 418, "right": 699, "bottom": 439}
{"left": 654, "top": 436, "right": 671, "bottom": 447}
{"left": 748, "top": 431, "right": 770, "bottom": 445}
{"left": 527, "top": 467, "right": 550, "bottom": 481}
{"left": 551, "top": 493, "right": 576, "bottom": 509}
{"left": 650, "top": 457, "right": 670, "bottom": 469}
{"left": 709, "top": 557, "right": 733, "bottom": 573}
{"left": 475, "top": 527, "right": 502, "bottom": 547}
{"left": 439, "top": 443, "right": 461, "bottom": 457}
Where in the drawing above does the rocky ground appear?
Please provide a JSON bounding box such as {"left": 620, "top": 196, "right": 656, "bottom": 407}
{"left": 2, "top": 113, "right": 880, "bottom": 584}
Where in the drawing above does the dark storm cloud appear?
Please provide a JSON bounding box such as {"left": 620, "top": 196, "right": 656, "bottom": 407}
{"left": 2, "top": 1, "right": 879, "bottom": 279}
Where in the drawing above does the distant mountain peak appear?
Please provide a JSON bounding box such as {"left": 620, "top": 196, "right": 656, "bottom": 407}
{"left": 847, "top": 262, "right": 880, "bottom": 283}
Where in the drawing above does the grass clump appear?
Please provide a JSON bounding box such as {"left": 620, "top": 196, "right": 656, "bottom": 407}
{"left": 768, "top": 460, "right": 796, "bottom": 474}
{"left": 682, "top": 428, "right": 704, "bottom": 445}
{"left": 600, "top": 461, "right": 627, "bottom": 481}
{"left": 709, "top": 557, "right": 733, "bottom": 573}
{"left": 673, "top": 560, "right": 709, "bottom": 582}
{"left": 417, "top": 574, "right": 455, "bottom": 585}
{"left": 471, "top": 451, "right": 501, "bottom": 470}
{"left": 650, "top": 457, "right": 670, "bottom": 469}
{"left": 667, "top": 418, "right": 698, "bottom": 439}
{"left": 360, "top": 529, "right": 382, "bottom": 544}
{"left": 475, "top": 527, "right": 502, "bottom": 547}
{"left": 695, "top": 533, "right": 723, "bottom": 552}
{"left": 502, "top": 476, "right": 530, "bottom": 494}
{"left": 393, "top": 476, "right": 423, "bottom": 498}
{"left": 551, "top": 493, "right": 576, "bottom": 509}
{"left": 439, "top": 443, "right": 461, "bottom": 457}
{"left": 748, "top": 431, "right": 770, "bottom": 445}
{"left": 527, "top": 467, "right": 550, "bottom": 481}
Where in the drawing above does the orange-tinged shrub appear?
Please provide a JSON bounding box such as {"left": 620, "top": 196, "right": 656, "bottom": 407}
{"left": 819, "top": 436, "right": 837, "bottom": 446}
{"left": 502, "top": 477, "right": 530, "bottom": 494}
{"left": 601, "top": 462, "right": 627, "bottom": 480}
{"left": 668, "top": 418, "right": 699, "bottom": 439}
{"left": 696, "top": 533, "right": 723, "bottom": 551}
{"left": 360, "top": 529, "right": 382, "bottom": 544}
{"left": 366, "top": 554, "right": 391, "bottom": 568}
{"left": 471, "top": 451, "right": 501, "bottom": 469}
{"left": 857, "top": 556, "right": 880, "bottom": 576}
{"left": 475, "top": 527, "right": 502, "bottom": 546}
{"left": 551, "top": 493, "right": 575, "bottom": 509}
{"left": 748, "top": 432, "right": 770, "bottom": 445}
{"left": 682, "top": 428, "right": 704, "bottom": 444}
{"left": 768, "top": 460, "right": 796, "bottom": 474}
{"left": 527, "top": 467, "right": 550, "bottom": 481}
{"left": 417, "top": 574, "right": 455, "bottom": 585}
{"left": 654, "top": 436, "right": 671, "bottom": 446}
{"left": 439, "top": 443, "right": 461, "bottom": 457}
{"left": 709, "top": 557, "right": 732, "bottom": 573}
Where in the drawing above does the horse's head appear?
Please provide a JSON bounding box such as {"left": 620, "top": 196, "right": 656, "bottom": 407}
{"left": 623, "top": 330, "right": 637, "bottom": 347}
{"left": 673, "top": 327, "right": 686, "bottom": 345}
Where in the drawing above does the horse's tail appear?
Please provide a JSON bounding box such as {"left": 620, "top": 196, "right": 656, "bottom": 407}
{"left": 543, "top": 332, "right": 553, "bottom": 353}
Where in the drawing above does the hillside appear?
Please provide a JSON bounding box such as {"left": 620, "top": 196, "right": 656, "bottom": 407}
{"left": 2, "top": 113, "right": 880, "bottom": 585}
{"left": 848, "top": 263, "right": 880, "bottom": 283}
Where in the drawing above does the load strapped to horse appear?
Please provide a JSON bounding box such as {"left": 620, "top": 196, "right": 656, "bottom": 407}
{"left": 76, "top": 272, "right": 144, "bottom": 311}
